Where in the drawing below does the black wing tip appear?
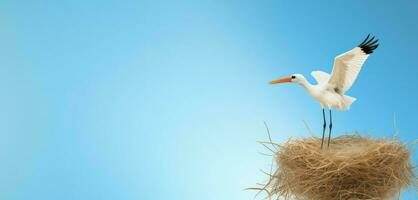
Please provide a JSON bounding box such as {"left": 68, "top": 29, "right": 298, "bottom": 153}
{"left": 358, "top": 34, "right": 379, "bottom": 54}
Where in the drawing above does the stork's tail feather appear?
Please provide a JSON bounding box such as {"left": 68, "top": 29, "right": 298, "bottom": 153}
{"left": 342, "top": 95, "right": 356, "bottom": 110}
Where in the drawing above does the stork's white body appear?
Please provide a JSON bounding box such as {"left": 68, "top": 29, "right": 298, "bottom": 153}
{"left": 302, "top": 81, "right": 356, "bottom": 110}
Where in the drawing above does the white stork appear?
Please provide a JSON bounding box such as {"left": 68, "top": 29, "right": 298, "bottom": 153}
{"left": 270, "top": 34, "right": 379, "bottom": 149}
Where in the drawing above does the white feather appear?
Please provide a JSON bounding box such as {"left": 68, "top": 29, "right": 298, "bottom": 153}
{"left": 328, "top": 47, "right": 369, "bottom": 94}
{"left": 311, "top": 71, "right": 330, "bottom": 85}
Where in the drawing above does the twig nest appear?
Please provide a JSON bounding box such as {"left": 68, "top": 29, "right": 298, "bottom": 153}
{"left": 264, "top": 135, "right": 415, "bottom": 200}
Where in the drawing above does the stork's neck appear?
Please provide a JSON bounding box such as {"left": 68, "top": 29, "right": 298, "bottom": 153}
{"left": 298, "top": 78, "right": 316, "bottom": 95}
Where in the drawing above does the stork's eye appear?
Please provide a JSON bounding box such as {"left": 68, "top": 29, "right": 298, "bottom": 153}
{"left": 291, "top": 76, "right": 296, "bottom": 79}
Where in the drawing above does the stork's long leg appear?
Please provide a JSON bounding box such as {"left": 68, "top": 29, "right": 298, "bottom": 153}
{"left": 327, "top": 110, "right": 333, "bottom": 148}
{"left": 321, "top": 109, "right": 326, "bottom": 149}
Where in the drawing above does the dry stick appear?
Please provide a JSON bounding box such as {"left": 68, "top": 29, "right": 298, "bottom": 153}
{"left": 248, "top": 168, "right": 274, "bottom": 199}
{"left": 393, "top": 112, "right": 400, "bottom": 140}
{"left": 257, "top": 141, "right": 276, "bottom": 154}
{"left": 246, "top": 122, "right": 278, "bottom": 200}
{"left": 258, "top": 152, "right": 274, "bottom": 157}
{"left": 265, "top": 157, "right": 275, "bottom": 200}
{"left": 255, "top": 122, "right": 283, "bottom": 200}
{"left": 302, "top": 120, "right": 315, "bottom": 137}
{"left": 263, "top": 121, "right": 278, "bottom": 151}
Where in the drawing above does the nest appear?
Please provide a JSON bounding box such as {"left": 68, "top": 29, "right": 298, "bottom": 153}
{"left": 257, "top": 134, "right": 415, "bottom": 200}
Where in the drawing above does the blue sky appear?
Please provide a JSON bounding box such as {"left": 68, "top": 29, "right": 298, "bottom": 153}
{"left": 0, "top": 0, "right": 417, "bottom": 199}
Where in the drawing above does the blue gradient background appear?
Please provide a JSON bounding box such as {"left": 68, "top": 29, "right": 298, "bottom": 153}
{"left": 0, "top": 0, "right": 416, "bottom": 199}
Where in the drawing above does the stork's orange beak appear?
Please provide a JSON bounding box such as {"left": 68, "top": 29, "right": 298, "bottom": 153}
{"left": 270, "top": 77, "right": 292, "bottom": 84}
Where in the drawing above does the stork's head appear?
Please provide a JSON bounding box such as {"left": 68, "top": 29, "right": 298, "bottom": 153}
{"left": 270, "top": 74, "right": 305, "bottom": 85}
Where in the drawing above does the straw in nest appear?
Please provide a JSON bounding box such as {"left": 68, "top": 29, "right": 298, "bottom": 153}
{"left": 254, "top": 134, "right": 415, "bottom": 200}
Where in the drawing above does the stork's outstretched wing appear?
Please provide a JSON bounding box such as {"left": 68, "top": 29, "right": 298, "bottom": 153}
{"left": 328, "top": 34, "right": 379, "bottom": 94}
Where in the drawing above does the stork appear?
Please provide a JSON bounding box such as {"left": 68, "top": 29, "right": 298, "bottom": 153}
{"left": 270, "top": 35, "right": 379, "bottom": 149}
